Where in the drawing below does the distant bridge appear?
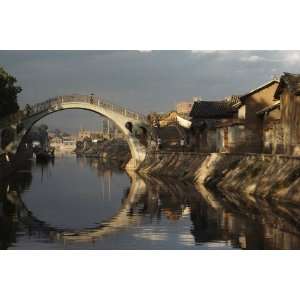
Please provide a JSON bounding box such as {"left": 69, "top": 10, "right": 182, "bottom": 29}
{"left": 0, "top": 95, "right": 150, "bottom": 169}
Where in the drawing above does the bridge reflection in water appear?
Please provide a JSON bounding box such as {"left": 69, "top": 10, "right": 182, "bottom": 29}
{"left": 1, "top": 156, "right": 300, "bottom": 249}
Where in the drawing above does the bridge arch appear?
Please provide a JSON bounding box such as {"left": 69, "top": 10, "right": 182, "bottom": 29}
{"left": 4, "top": 95, "right": 150, "bottom": 170}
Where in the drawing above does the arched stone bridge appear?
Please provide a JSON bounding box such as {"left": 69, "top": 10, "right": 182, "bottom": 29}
{"left": 0, "top": 94, "right": 150, "bottom": 169}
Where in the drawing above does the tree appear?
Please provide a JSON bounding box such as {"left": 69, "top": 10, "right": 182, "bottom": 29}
{"left": 38, "top": 124, "right": 48, "bottom": 132}
{"left": 38, "top": 124, "right": 49, "bottom": 148}
{"left": 0, "top": 67, "right": 22, "bottom": 118}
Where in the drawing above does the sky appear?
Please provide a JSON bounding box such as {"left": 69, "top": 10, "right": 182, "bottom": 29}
{"left": 1, "top": 50, "right": 300, "bottom": 132}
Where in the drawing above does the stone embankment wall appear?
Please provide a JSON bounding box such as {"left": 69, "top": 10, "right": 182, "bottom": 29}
{"left": 217, "top": 155, "right": 300, "bottom": 203}
{"left": 138, "top": 152, "right": 242, "bottom": 182}
{"left": 138, "top": 152, "right": 300, "bottom": 203}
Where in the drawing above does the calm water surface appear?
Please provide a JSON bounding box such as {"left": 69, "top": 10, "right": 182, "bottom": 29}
{"left": 1, "top": 155, "right": 300, "bottom": 249}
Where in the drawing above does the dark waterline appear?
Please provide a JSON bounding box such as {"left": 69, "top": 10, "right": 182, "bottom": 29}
{"left": 1, "top": 155, "right": 300, "bottom": 249}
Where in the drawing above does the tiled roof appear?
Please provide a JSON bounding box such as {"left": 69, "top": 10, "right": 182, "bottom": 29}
{"left": 155, "top": 125, "right": 184, "bottom": 140}
{"left": 274, "top": 73, "right": 300, "bottom": 99}
{"left": 189, "top": 96, "right": 242, "bottom": 119}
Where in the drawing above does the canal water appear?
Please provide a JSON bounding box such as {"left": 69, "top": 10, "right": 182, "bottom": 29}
{"left": 1, "top": 155, "right": 300, "bottom": 250}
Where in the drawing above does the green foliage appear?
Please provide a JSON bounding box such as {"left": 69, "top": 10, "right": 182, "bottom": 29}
{"left": 0, "top": 66, "right": 22, "bottom": 118}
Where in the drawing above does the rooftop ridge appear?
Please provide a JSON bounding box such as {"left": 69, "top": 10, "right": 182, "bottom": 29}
{"left": 240, "top": 79, "right": 279, "bottom": 99}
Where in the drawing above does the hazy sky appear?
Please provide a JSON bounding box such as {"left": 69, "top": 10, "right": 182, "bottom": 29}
{"left": 1, "top": 50, "right": 300, "bottom": 132}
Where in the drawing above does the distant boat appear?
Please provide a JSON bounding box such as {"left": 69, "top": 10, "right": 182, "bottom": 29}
{"left": 34, "top": 147, "right": 55, "bottom": 162}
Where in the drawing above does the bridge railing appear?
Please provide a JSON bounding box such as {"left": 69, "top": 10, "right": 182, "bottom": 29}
{"left": 26, "top": 95, "right": 147, "bottom": 122}
{"left": 0, "top": 95, "right": 147, "bottom": 130}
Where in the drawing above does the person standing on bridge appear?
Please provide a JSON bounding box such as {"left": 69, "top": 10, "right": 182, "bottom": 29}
{"left": 89, "top": 93, "right": 94, "bottom": 104}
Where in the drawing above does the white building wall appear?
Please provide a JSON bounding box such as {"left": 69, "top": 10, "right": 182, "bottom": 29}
{"left": 216, "top": 128, "right": 224, "bottom": 152}
{"left": 238, "top": 105, "right": 246, "bottom": 120}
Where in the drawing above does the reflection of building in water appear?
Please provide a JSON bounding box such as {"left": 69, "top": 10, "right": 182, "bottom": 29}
{"left": 193, "top": 183, "right": 300, "bottom": 249}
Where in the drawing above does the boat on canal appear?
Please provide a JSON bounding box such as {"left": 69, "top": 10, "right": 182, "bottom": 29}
{"left": 34, "top": 146, "right": 55, "bottom": 162}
